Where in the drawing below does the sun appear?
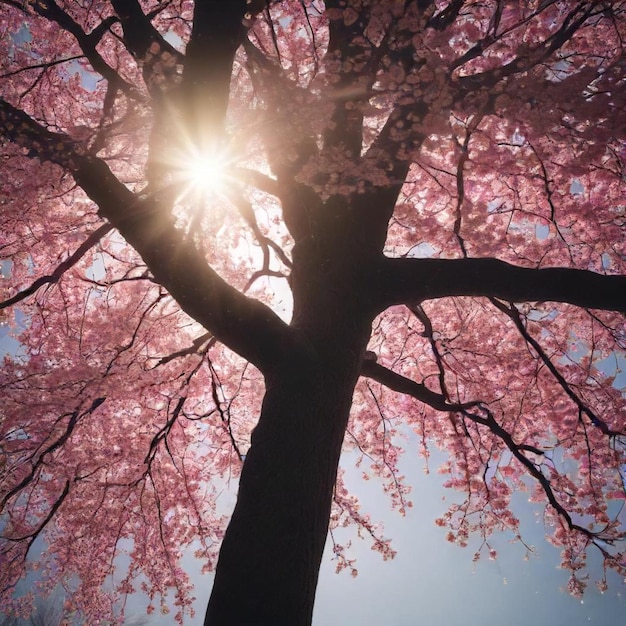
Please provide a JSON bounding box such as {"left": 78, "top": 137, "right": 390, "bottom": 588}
{"left": 178, "top": 143, "right": 234, "bottom": 199}
{"left": 169, "top": 143, "right": 234, "bottom": 232}
{"left": 186, "top": 152, "right": 226, "bottom": 194}
{"left": 164, "top": 136, "right": 237, "bottom": 206}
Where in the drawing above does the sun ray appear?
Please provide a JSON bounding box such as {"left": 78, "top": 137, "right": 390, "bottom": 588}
{"left": 147, "top": 98, "right": 240, "bottom": 207}
{"left": 173, "top": 142, "right": 235, "bottom": 205}
{"left": 187, "top": 152, "right": 225, "bottom": 194}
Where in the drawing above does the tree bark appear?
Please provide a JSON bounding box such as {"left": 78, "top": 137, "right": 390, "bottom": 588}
{"left": 378, "top": 257, "right": 626, "bottom": 313}
{"left": 205, "top": 231, "right": 376, "bottom": 624}
{"left": 204, "top": 333, "right": 369, "bottom": 625}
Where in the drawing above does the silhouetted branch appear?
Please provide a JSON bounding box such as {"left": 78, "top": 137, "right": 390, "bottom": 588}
{"left": 378, "top": 257, "right": 626, "bottom": 314}
{"left": 360, "top": 358, "right": 480, "bottom": 412}
{"left": 26, "top": 0, "right": 139, "bottom": 97}
{"left": 0, "top": 224, "right": 113, "bottom": 311}
{"left": 490, "top": 298, "right": 625, "bottom": 437}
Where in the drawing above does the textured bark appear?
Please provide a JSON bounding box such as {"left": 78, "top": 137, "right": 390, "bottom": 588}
{"left": 205, "top": 363, "right": 360, "bottom": 625}
{"left": 205, "top": 311, "right": 371, "bottom": 625}
{"left": 378, "top": 257, "right": 626, "bottom": 314}
{"left": 205, "top": 196, "right": 379, "bottom": 624}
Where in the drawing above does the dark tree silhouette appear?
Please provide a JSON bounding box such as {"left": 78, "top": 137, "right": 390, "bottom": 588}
{"left": 1, "top": 2, "right": 625, "bottom": 625}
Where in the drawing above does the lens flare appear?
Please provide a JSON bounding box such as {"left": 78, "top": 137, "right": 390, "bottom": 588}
{"left": 186, "top": 152, "right": 226, "bottom": 194}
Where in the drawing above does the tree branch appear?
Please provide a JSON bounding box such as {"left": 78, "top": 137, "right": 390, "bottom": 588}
{"left": 109, "top": 0, "right": 184, "bottom": 93}
{"left": 0, "top": 54, "right": 84, "bottom": 79}
{"left": 361, "top": 352, "right": 617, "bottom": 545}
{"left": 323, "top": 1, "right": 372, "bottom": 157}
{"left": 377, "top": 257, "right": 626, "bottom": 314}
{"left": 360, "top": 343, "right": 611, "bottom": 546}
{"left": 489, "top": 298, "right": 625, "bottom": 437}
{"left": 455, "top": 2, "right": 597, "bottom": 93}
{"left": 0, "top": 223, "right": 113, "bottom": 311}
{"left": 110, "top": 0, "right": 182, "bottom": 62}
{"left": 153, "top": 332, "right": 214, "bottom": 367}
{"left": 428, "top": 0, "right": 466, "bottom": 31}
{"left": 27, "top": 0, "right": 139, "bottom": 97}
{"left": 360, "top": 358, "right": 480, "bottom": 412}
{"left": 181, "top": 0, "right": 248, "bottom": 133}
{"left": 0, "top": 97, "right": 296, "bottom": 373}
{"left": 1, "top": 397, "right": 106, "bottom": 513}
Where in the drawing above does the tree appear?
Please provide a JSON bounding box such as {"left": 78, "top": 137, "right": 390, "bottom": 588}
{"left": 0, "top": 0, "right": 625, "bottom": 623}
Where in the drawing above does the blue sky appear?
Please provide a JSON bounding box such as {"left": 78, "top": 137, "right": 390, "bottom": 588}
{"left": 313, "top": 444, "right": 626, "bottom": 626}
{"left": 152, "top": 436, "right": 625, "bottom": 626}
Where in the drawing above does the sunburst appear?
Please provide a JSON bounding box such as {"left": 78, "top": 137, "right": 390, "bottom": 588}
{"left": 174, "top": 141, "right": 235, "bottom": 204}
{"left": 186, "top": 151, "right": 226, "bottom": 194}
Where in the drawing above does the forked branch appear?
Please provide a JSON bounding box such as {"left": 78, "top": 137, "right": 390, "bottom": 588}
{"left": 360, "top": 358, "right": 480, "bottom": 412}
{"left": 0, "top": 223, "right": 113, "bottom": 311}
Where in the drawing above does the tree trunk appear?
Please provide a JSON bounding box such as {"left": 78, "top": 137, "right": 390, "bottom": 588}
{"left": 204, "top": 362, "right": 363, "bottom": 625}
{"left": 205, "top": 273, "right": 373, "bottom": 624}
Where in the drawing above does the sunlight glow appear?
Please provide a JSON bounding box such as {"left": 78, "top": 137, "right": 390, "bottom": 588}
{"left": 186, "top": 152, "right": 227, "bottom": 195}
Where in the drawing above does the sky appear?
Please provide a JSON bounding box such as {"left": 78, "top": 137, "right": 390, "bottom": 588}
{"left": 143, "top": 434, "right": 626, "bottom": 626}
{"left": 313, "top": 443, "right": 626, "bottom": 626}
